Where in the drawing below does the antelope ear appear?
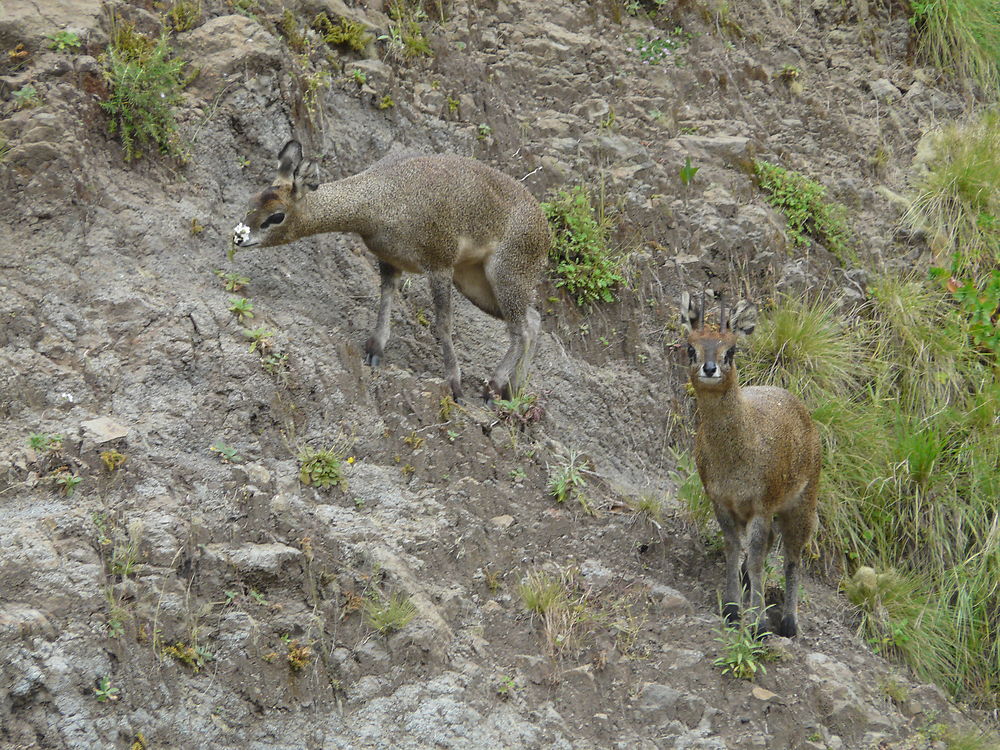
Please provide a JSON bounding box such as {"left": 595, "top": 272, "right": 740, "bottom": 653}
{"left": 276, "top": 140, "right": 303, "bottom": 187}
{"left": 293, "top": 158, "right": 318, "bottom": 196}
{"left": 680, "top": 291, "right": 700, "bottom": 334}
{"left": 729, "top": 301, "right": 758, "bottom": 338}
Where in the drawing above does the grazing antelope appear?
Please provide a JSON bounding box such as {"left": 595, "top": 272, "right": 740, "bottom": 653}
{"left": 233, "top": 140, "right": 549, "bottom": 401}
{"left": 681, "top": 291, "right": 820, "bottom": 637}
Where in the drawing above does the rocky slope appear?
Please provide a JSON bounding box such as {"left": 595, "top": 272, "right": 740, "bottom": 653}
{"left": 0, "top": 0, "right": 994, "bottom": 748}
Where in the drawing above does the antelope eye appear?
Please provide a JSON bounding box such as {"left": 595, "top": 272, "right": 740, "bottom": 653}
{"left": 724, "top": 347, "right": 736, "bottom": 365}
{"left": 686, "top": 345, "right": 696, "bottom": 362}
{"left": 261, "top": 211, "right": 286, "bottom": 229}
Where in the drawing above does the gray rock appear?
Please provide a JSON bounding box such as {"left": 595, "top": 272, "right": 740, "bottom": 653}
{"left": 869, "top": 78, "right": 902, "bottom": 101}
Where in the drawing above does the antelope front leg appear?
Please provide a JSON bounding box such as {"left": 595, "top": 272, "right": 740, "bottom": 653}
{"left": 365, "top": 261, "right": 401, "bottom": 367}
{"left": 745, "top": 516, "right": 773, "bottom": 636}
{"left": 714, "top": 505, "right": 744, "bottom": 626}
{"left": 427, "top": 269, "right": 463, "bottom": 400}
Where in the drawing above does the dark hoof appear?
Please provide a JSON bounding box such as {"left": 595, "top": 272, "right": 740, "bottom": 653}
{"left": 364, "top": 352, "right": 381, "bottom": 367}
{"left": 777, "top": 615, "right": 798, "bottom": 638}
{"left": 722, "top": 602, "right": 740, "bottom": 625}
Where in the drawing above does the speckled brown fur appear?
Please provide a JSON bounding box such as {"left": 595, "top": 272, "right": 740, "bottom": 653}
{"left": 680, "top": 292, "right": 821, "bottom": 637}
{"left": 236, "top": 140, "right": 549, "bottom": 400}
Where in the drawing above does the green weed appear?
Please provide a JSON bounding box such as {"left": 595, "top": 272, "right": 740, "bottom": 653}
{"left": 94, "top": 676, "right": 119, "bottom": 702}
{"left": 298, "top": 446, "right": 346, "bottom": 489}
{"left": 753, "top": 160, "right": 855, "bottom": 264}
{"left": 546, "top": 451, "right": 590, "bottom": 511}
{"left": 101, "top": 31, "right": 187, "bottom": 161}
{"left": 542, "top": 185, "right": 625, "bottom": 306}
{"left": 364, "top": 591, "right": 417, "bottom": 634}
{"left": 209, "top": 440, "right": 242, "bottom": 463}
{"left": 242, "top": 327, "right": 274, "bottom": 353}
{"left": 227, "top": 297, "right": 254, "bottom": 321}
{"left": 47, "top": 31, "right": 81, "bottom": 52}
{"left": 13, "top": 84, "right": 41, "bottom": 109}
{"left": 28, "top": 433, "right": 63, "bottom": 452}
{"left": 216, "top": 270, "right": 250, "bottom": 292}
{"left": 713, "top": 614, "right": 774, "bottom": 680}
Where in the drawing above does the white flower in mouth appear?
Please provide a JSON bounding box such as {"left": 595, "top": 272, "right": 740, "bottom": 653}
{"left": 233, "top": 222, "right": 251, "bottom": 244}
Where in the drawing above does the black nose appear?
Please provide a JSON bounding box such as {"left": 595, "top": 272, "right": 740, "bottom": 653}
{"left": 703, "top": 361, "right": 717, "bottom": 377}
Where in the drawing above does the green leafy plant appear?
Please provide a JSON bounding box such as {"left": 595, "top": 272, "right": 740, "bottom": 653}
{"left": 229, "top": 0, "right": 260, "bottom": 20}
{"left": 931, "top": 269, "right": 1000, "bottom": 356}
{"left": 48, "top": 30, "right": 82, "bottom": 52}
{"left": 216, "top": 271, "right": 249, "bottom": 292}
{"left": 477, "top": 122, "right": 492, "bottom": 139}
{"left": 713, "top": 614, "right": 774, "bottom": 680}
{"left": 242, "top": 327, "right": 274, "bottom": 353}
{"left": 94, "top": 676, "right": 119, "bottom": 702}
{"left": 493, "top": 389, "right": 544, "bottom": 427}
{"left": 298, "top": 446, "right": 346, "bottom": 489}
{"left": 629, "top": 27, "right": 691, "bottom": 64}
{"left": 378, "top": 94, "right": 395, "bottom": 109}
{"left": 13, "top": 84, "right": 41, "bottom": 109}
{"left": 209, "top": 440, "right": 242, "bottom": 463}
{"left": 28, "top": 433, "right": 63, "bottom": 452}
{"left": 351, "top": 68, "right": 367, "bottom": 86}
{"left": 364, "top": 591, "right": 417, "bottom": 634}
{"left": 101, "top": 32, "right": 188, "bottom": 161}
{"left": 542, "top": 185, "right": 625, "bottom": 306}
{"left": 227, "top": 296, "right": 254, "bottom": 321}
{"left": 679, "top": 156, "right": 699, "bottom": 187}
{"left": 738, "top": 283, "right": 999, "bottom": 707}
{"left": 753, "top": 160, "right": 855, "bottom": 264}
{"left": 52, "top": 470, "right": 82, "bottom": 496}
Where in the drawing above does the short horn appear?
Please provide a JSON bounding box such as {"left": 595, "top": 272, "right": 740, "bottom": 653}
{"left": 700, "top": 288, "right": 706, "bottom": 331}
{"left": 720, "top": 292, "right": 727, "bottom": 332}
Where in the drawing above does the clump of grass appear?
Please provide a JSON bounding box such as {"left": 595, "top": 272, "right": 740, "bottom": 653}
{"left": 364, "top": 592, "right": 416, "bottom": 634}
{"left": 101, "top": 29, "right": 188, "bottom": 161}
{"left": 909, "top": 0, "right": 1000, "bottom": 93}
{"left": 753, "top": 160, "right": 855, "bottom": 264}
{"left": 542, "top": 185, "right": 625, "bottom": 306}
{"left": 713, "top": 613, "right": 775, "bottom": 681}
{"left": 277, "top": 9, "right": 310, "bottom": 53}
{"left": 312, "top": 12, "right": 373, "bottom": 52}
{"left": 844, "top": 567, "right": 958, "bottom": 690}
{"left": 906, "top": 109, "right": 999, "bottom": 282}
{"left": 730, "top": 280, "right": 1000, "bottom": 707}
{"left": 384, "top": 0, "right": 433, "bottom": 58}
{"left": 739, "top": 296, "right": 864, "bottom": 402}
{"left": 546, "top": 451, "right": 593, "bottom": 513}
{"left": 517, "top": 567, "right": 648, "bottom": 661}
{"left": 164, "top": 1, "right": 202, "bottom": 33}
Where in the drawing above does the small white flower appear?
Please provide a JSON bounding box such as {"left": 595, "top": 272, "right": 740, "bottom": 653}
{"left": 233, "top": 222, "right": 251, "bottom": 244}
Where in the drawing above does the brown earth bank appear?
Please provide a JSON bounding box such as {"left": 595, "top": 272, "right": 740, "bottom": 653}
{"left": 0, "top": 0, "right": 995, "bottom": 748}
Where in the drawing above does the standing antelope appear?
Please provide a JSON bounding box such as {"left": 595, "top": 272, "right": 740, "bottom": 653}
{"left": 681, "top": 291, "right": 821, "bottom": 637}
{"left": 233, "top": 140, "right": 549, "bottom": 401}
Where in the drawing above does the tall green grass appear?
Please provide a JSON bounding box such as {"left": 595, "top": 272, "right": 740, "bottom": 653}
{"left": 731, "top": 281, "right": 999, "bottom": 707}
{"left": 909, "top": 0, "right": 1000, "bottom": 94}
{"left": 907, "top": 109, "right": 1000, "bottom": 282}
